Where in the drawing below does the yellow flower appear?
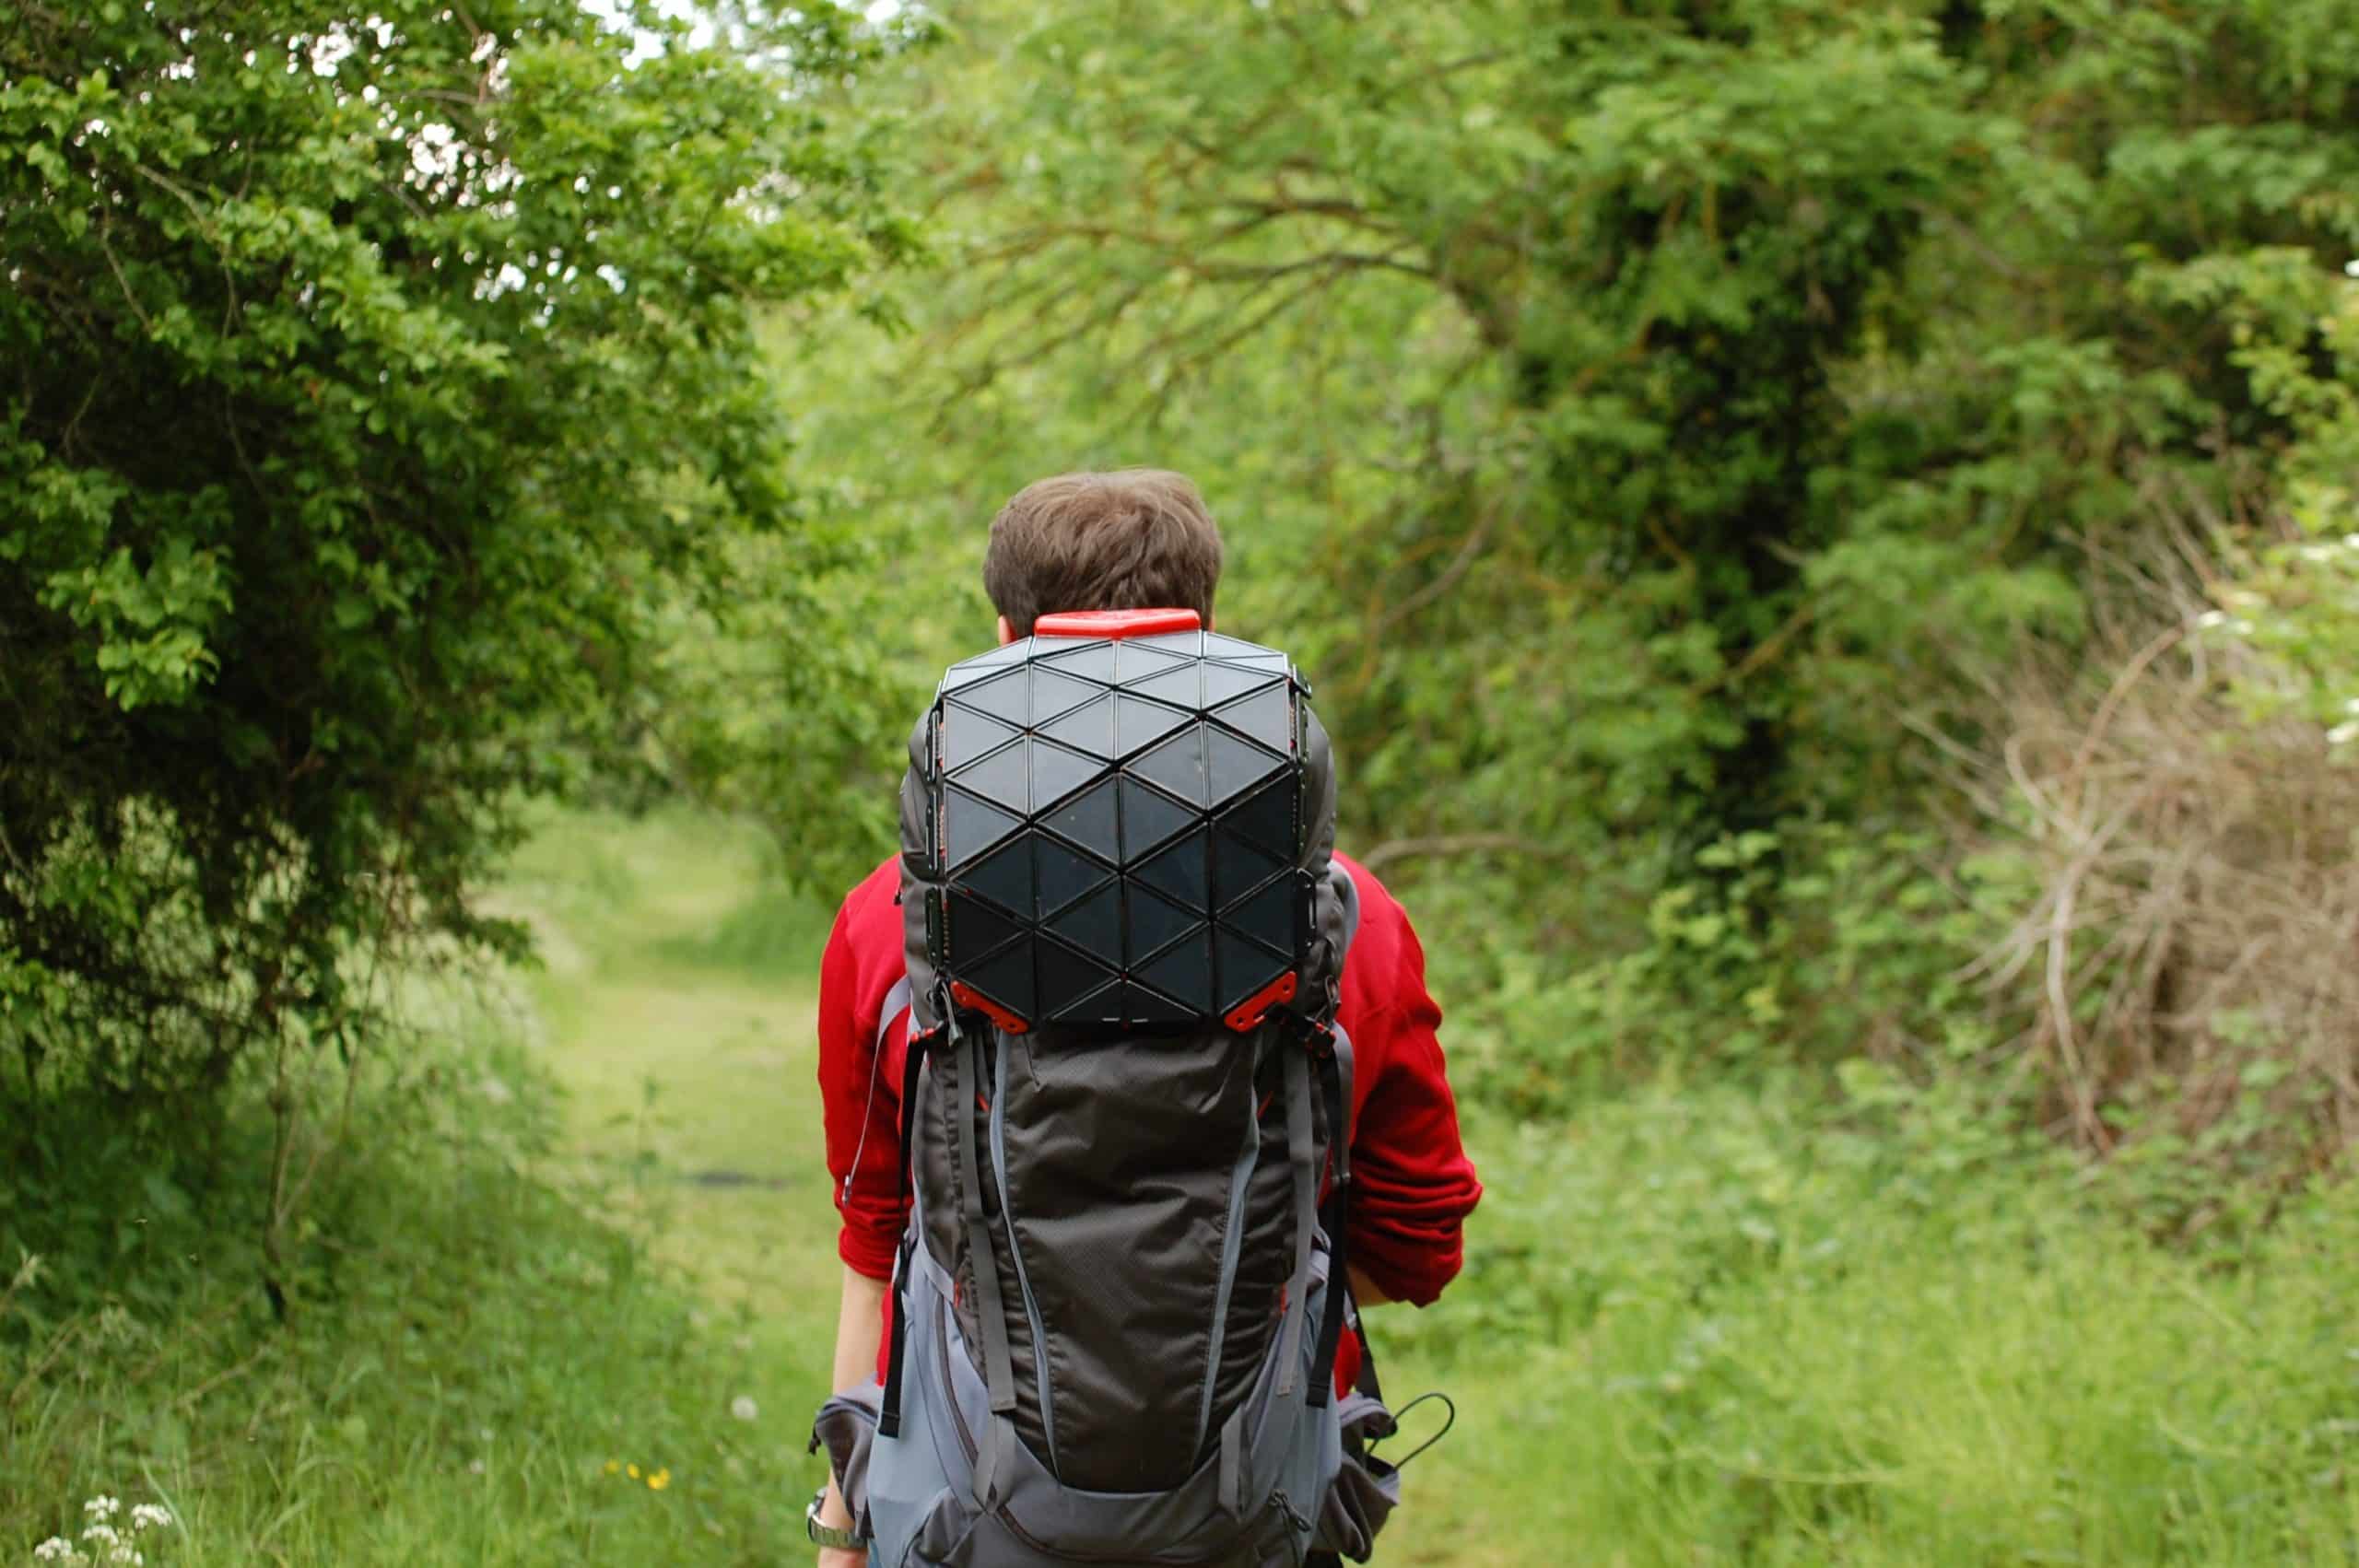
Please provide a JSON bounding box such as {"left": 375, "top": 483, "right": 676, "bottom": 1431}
{"left": 647, "top": 1468, "right": 672, "bottom": 1492}
{"left": 627, "top": 1463, "right": 641, "bottom": 1480}
{"left": 604, "top": 1460, "right": 621, "bottom": 1476}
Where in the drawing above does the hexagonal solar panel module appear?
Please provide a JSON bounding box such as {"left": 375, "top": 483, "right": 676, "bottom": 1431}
{"left": 927, "top": 620, "right": 1312, "bottom": 1031}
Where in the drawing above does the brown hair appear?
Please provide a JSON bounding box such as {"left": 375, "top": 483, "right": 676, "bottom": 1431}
{"left": 982, "top": 470, "right": 1224, "bottom": 636}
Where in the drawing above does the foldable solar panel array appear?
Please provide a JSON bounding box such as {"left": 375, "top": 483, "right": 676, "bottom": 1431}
{"left": 921, "top": 621, "right": 1310, "bottom": 1034}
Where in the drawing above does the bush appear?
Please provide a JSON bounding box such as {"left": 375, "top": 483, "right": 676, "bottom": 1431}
{"left": 0, "top": 0, "right": 913, "bottom": 1120}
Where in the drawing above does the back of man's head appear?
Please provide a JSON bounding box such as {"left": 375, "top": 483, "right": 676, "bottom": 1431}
{"left": 983, "top": 470, "right": 1224, "bottom": 637}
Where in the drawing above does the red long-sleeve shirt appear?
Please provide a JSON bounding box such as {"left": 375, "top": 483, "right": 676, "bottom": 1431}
{"left": 816, "top": 849, "right": 1482, "bottom": 1383}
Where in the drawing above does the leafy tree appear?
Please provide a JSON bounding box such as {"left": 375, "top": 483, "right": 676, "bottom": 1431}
{"left": 802, "top": 0, "right": 2359, "bottom": 1141}
{"left": 0, "top": 0, "right": 914, "bottom": 1115}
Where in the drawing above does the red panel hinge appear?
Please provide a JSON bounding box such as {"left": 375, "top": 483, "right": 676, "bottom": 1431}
{"left": 949, "top": 980, "right": 1030, "bottom": 1035}
{"left": 1224, "top": 972, "right": 1298, "bottom": 1033}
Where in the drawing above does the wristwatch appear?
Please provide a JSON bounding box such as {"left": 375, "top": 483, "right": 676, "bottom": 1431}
{"left": 804, "top": 1487, "right": 864, "bottom": 1551}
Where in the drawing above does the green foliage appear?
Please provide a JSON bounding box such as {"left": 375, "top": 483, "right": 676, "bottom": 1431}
{"left": 778, "top": 0, "right": 2359, "bottom": 1194}
{"left": 0, "top": 1, "right": 913, "bottom": 1111}
{"left": 1384, "top": 1083, "right": 2359, "bottom": 1564}
{"left": 1, "top": 1019, "right": 826, "bottom": 1564}
{"left": 1427, "top": 823, "right": 2002, "bottom": 1119}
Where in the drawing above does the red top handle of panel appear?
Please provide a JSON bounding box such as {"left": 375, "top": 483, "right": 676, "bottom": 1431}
{"left": 1031, "top": 608, "right": 1202, "bottom": 639}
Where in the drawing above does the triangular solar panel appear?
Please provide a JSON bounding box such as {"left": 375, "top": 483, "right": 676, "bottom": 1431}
{"left": 1125, "top": 661, "right": 1203, "bottom": 708}
{"left": 1030, "top": 666, "right": 1102, "bottom": 725}
{"left": 1118, "top": 981, "right": 1197, "bottom": 1027}
{"left": 942, "top": 704, "right": 1023, "bottom": 766}
{"left": 959, "top": 837, "right": 1035, "bottom": 919}
{"left": 944, "top": 789, "right": 1024, "bottom": 870}
{"left": 1132, "top": 726, "right": 1209, "bottom": 805}
{"left": 1215, "top": 927, "right": 1289, "bottom": 1014}
{"left": 1224, "top": 873, "right": 1297, "bottom": 950}
{"left": 1199, "top": 633, "right": 1271, "bottom": 661}
{"left": 1118, "top": 776, "right": 1195, "bottom": 858}
{"left": 1113, "top": 641, "right": 1191, "bottom": 686}
{"left": 1047, "top": 883, "right": 1125, "bottom": 968}
{"left": 958, "top": 668, "right": 1033, "bottom": 728}
{"left": 1137, "top": 932, "right": 1215, "bottom": 1015}
{"left": 947, "top": 890, "right": 1024, "bottom": 960}
{"left": 963, "top": 940, "right": 1037, "bottom": 1020}
{"left": 1212, "top": 826, "right": 1287, "bottom": 906}
{"left": 1036, "top": 639, "right": 1117, "bottom": 685}
{"left": 953, "top": 740, "right": 1030, "bottom": 813}
{"left": 1209, "top": 685, "right": 1294, "bottom": 753}
{"left": 1059, "top": 981, "right": 1126, "bottom": 1027}
{"left": 1199, "top": 662, "right": 1277, "bottom": 709}
{"left": 1039, "top": 694, "right": 1117, "bottom": 758}
{"left": 1036, "top": 837, "right": 1111, "bottom": 918}
{"left": 1124, "top": 887, "right": 1199, "bottom": 965}
{"left": 1221, "top": 781, "right": 1297, "bottom": 859}
{"left": 1029, "top": 740, "right": 1102, "bottom": 813}
{"left": 1203, "top": 728, "right": 1285, "bottom": 808}
{"left": 1207, "top": 651, "right": 1292, "bottom": 675}
{"left": 946, "top": 638, "right": 1032, "bottom": 679}
{"left": 1113, "top": 694, "right": 1193, "bottom": 758}
{"left": 1039, "top": 940, "right": 1119, "bottom": 1018}
{"left": 1042, "top": 777, "right": 1121, "bottom": 860}
{"left": 1133, "top": 828, "right": 1211, "bottom": 913}
{"left": 940, "top": 660, "right": 1006, "bottom": 694}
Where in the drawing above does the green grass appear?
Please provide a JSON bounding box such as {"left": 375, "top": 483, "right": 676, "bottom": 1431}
{"left": 9, "top": 808, "right": 2359, "bottom": 1563}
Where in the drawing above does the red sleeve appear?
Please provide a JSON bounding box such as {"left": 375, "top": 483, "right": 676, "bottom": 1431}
{"left": 818, "top": 861, "right": 911, "bottom": 1282}
{"left": 1334, "top": 857, "right": 1482, "bottom": 1307}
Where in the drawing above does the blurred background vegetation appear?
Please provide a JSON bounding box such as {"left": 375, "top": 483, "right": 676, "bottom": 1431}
{"left": 7, "top": 0, "right": 2359, "bottom": 1562}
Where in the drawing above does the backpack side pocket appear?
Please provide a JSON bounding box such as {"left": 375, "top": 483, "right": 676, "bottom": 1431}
{"left": 812, "top": 1381, "right": 885, "bottom": 1539}
{"left": 1312, "top": 1389, "right": 1402, "bottom": 1563}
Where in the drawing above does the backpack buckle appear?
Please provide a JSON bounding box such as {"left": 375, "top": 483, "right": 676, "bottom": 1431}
{"left": 1290, "top": 1012, "right": 1337, "bottom": 1059}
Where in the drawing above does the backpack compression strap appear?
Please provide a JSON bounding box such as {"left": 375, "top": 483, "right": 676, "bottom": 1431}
{"left": 1308, "top": 1035, "right": 1351, "bottom": 1410}
{"left": 878, "top": 1014, "right": 941, "bottom": 1440}
{"left": 875, "top": 997, "right": 1027, "bottom": 1508}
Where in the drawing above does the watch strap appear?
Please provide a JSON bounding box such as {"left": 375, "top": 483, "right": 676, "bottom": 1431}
{"left": 804, "top": 1488, "right": 864, "bottom": 1550}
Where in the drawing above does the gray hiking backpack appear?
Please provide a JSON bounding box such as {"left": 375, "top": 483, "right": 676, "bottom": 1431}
{"left": 814, "top": 610, "right": 1404, "bottom": 1566}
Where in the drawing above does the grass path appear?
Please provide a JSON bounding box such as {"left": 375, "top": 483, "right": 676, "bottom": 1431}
{"left": 499, "top": 811, "right": 1519, "bottom": 1565}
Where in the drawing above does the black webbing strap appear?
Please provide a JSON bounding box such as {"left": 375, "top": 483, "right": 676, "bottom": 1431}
{"left": 949, "top": 1029, "right": 1020, "bottom": 1418}
{"left": 1272, "top": 1045, "right": 1319, "bottom": 1396}
{"left": 1351, "top": 1309, "right": 1384, "bottom": 1403}
{"left": 877, "top": 1022, "right": 937, "bottom": 1439}
{"left": 1308, "top": 1047, "right": 1352, "bottom": 1410}
{"left": 948, "top": 1025, "right": 1024, "bottom": 1507}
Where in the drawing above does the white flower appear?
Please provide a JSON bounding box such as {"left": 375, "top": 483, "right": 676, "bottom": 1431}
{"left": 2346, "top": 697, "right": 2359, "bottom": 715}
{"left": 2329, "top": 721, "right": 2359, "bottom": 746}
{"left": 128, "top": 1504, "right": 172, "bottom": 1532}
{"left": 468, "top": 1457, "right": 487, "bottom": 1476}
{"left": 730, "top": 1395, "right": 759, "bottom": 1422}
{"left": 309, "top": 28, "right": 356, "bottom": 76}
{"left": 2196, "top": 609, "right": 2228, "bottom": 629}
{"left": 33, "top": 1539, "right": 80, "bottom": 1563}
{"left": 2344, "top": 533, "right": 2359, "bottom": 551}
{"left": 80, "top": 1524, "right": 120, "bottom": 1549}
{"left": 82, "top": 1500, "right": 120, "bottom": 1523}
{"left": 2346, "top": 258, "right": 2359, "bottom": 278}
